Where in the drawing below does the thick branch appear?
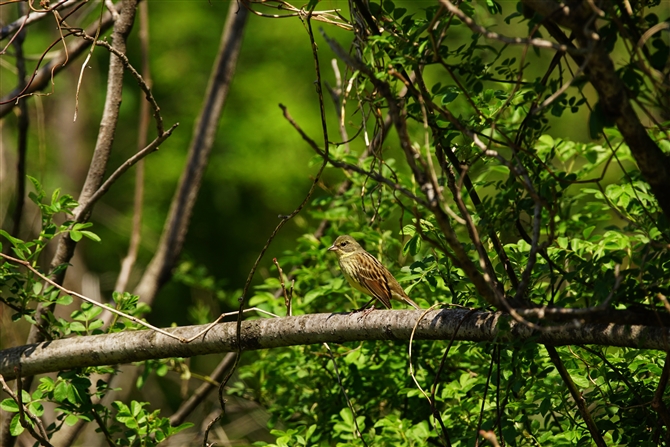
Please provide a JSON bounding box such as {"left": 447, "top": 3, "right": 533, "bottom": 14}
{"left": 2, "top": 309, "right": 670, "bottom": 381}
{"left": 9, "top": 0, "right": 29, "bottom": 238}
{"left": 134, "top": 3, "right": 248, "bottom": 302}
{"left": 75, "top": 0, "right": 138, "bottom": 215}
{"left": 24, "top": 0, "right": 139, "bottom": 350}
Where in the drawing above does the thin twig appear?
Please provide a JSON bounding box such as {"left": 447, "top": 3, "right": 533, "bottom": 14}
{"left": 438, "top": 0, "right": 581, "bottom": 54}
{"left": 90, "top": 406, "right": 115, "bottom": 447}
{"left": 651, "top": 351, "right": 670, "bottom": 436}
{"left": 273, "top": 258, "right": 292, "bottom": 316}
{"left": 279, "top": 104, "right": 427, "bottom": 207}
{"left": 514, "top": 202, "right": 544, "bottom": 301}
{"left": 474, "top": 351, "right": 497, "bottom": 447}
{"left": 183, "top": 307, "right": 281, "bottom": 344}
{"left": 74, "top": 122, "right": 178, "bottom": 222}
{"left": 76, "top": 33, "right": 164, "bottom": 135}
{"left": 323, "top": 342, "right": 368, "bottom": 445}
{"left": 114, "top": 0, "right": 151, "bottom": 294}
{"left": 409, "top": 304, "right": 453, "bottom": 447}
{"left": 74, "top": 0, "right": 105, "bottom": 122}
{"left": 169, "top": 352, "right": 237, "bottom": 427}
{"left": 205, "top": 8, "right": 332, "bottom": 444}
{"left": 545, "top": 346, "right": 607, "bottom": 447}
{"left": 530, "top": 49, "right": 592, "bottom": 114}
{"left": 0, "top": 0, "right": 80, "bottom": 41}
{"left": 239, "top": 0, "right": 351, "bottom": 29}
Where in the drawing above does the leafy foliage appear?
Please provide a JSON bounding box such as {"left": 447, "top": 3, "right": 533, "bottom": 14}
{"left": 222, "top": 0, "right": 670, "bottom": 445}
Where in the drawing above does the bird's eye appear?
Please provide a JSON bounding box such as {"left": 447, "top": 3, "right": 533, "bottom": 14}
{"left": 340, "top": 241, "right": 347, "bottom": 246}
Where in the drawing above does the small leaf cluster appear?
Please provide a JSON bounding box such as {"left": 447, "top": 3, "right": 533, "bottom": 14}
{"left": 0, "top": 178, "right": 99, "bottom": 329}
{"left": 112, "top": 400, "right": 192, "bottom": 446}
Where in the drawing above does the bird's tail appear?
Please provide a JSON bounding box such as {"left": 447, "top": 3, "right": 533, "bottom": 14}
{"left": 404, "top": 296, "right": 420, "bottom": 309}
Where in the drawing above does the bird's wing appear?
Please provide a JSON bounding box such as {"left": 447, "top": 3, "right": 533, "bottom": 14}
{"left": 357, "top": 252, "right": 393, "bottom": 308}
{"left": 384, "top": 271, "right": 420, "bottom": 309}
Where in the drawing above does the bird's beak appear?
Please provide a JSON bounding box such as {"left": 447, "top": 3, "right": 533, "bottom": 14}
{"left": 327, "top": 244, "right": 337, "bottom": 251}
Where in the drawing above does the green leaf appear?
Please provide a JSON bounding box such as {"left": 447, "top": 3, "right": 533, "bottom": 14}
{"left": 403, "top": 234, "right": 421, "bottom": 256}
{"left": 28, "top": 402, "right": 44, "bottom": 417}
{"left": 69, "top": 322, "right": 87, "bottom": 332}
{"left": 53, "top": 380, "right": 70, "bottom": 403}
{"left": 0, "top": 229, "right": 24, "bottom": 247}
{"left": 9, "top": 414, "right": 24, "bottom": 436}
{"left": 582, "top": 226, "right": 596, "bottom": 240}
{"left": 79, "top": 231, "right": 101, "bottom": 242}
{"left": 393, "top": 7, "right": 406, "bottom": 20}
{"left": 484, "top": 0, "right": 502, "bottom": 14}
{"left": 27, "top": 176, "right": 45, "bottom": 201}
{"left": 0, "top": 399, "right": 19, "bottom": 412}
{"left": 303, "top": 289, "right": 323, "bottom": 304}
{"left": 55, "top": 294, "right": 73, "bottom": 306}
{"left": 89, "top": 319, "right": 104, "bottom": 330}
{"left": 64, "top": 414, "right": 79, "bottom": 426}
{"left": 171, "top": 422, "right": 194, "bottom": 435}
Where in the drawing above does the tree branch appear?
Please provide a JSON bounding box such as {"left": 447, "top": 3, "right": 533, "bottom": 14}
{"left": 134, "top": 2, "right": 248, "bottom": 303}
{"left": 2, "top": 308, "right": 670, "bottom": 381}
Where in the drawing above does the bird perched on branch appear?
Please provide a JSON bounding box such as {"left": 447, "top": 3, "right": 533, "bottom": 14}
{"left": 328, "top": 235, "right": 420, "bottom": 312}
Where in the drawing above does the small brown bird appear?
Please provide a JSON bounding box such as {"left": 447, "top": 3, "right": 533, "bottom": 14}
{"left": 328, "top": 235, "right": 420, "bottom": 311}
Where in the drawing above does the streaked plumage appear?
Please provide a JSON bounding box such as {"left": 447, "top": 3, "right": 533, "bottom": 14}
{"left": 328, "top": 235, "right": 419, "bottom": 310}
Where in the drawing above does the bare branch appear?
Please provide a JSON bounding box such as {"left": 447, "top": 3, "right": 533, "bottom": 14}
{"left": 0, "top": 0, "right": 81, "bottom": 41}
{"left": 134, "top": 2, "right": 248, "bottom": 303}
{"left": 273, "top": 258, "right": 292, "bottom": 316}
{"left": 77, "top": 34, "right": 164, "bottom": 135}
{"left": 9, "top": 0, "right": 29, "bottom": 239}
{"left": 115, "top": 0, "right": 152, "bottom": 294}
{"left": 239, "top": 0, "right": 351, "bottom": 30}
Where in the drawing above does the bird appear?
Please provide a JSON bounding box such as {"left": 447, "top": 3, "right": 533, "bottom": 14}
{"left": 328, "top": 235, "right": 420, "bottom": 312}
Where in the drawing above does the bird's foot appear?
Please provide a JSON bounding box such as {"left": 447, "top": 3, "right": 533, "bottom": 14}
{"left": 349, "top": 305, "right": 376, "bottom": 318}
